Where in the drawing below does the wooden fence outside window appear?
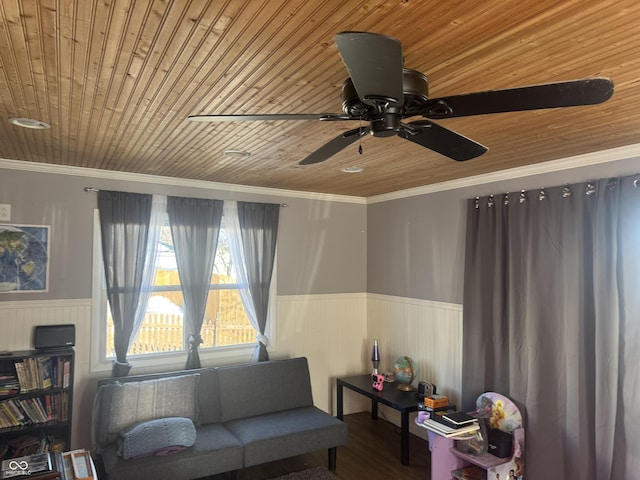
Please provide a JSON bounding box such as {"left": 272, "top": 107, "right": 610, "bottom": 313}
{"left": 106, "top": 311, "right": 256, "bottom": 357}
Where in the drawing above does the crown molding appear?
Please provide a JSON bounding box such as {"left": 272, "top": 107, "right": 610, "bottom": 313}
{"left": 0, "top": 157, "right": 367, "bottom": 205}
{"left": 2, "top": 143, "right": 639, "bottom": 205}
{"left": 367, "top": 143, "right": 640, "bottom": 204}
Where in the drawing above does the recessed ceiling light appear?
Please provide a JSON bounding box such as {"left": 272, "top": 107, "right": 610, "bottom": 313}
{"left": 341, "top": 166, "right": 364, "bottom": 173}
{"left": 8, "top": 117, "right": 51, "bottom": 129}
{"left": 222, "top": 149, "right": 251, "bottom": 158}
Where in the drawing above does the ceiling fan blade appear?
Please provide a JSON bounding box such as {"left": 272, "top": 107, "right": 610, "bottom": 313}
{"left": 422, "top": 77, "right": 614, "bottom": 118}
{"left": 299, "top": 127, "right": 369, "bottom": 165}
{"left": 335, "top": 32, "right": 404, "bottom": 107}
{"left": 399, "top": 120, "right": 488, "bottom": 161}
{"left": 188, "top": 113, "right": 333, "bottom": 122}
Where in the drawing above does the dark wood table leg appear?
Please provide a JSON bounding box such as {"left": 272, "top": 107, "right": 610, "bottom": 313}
{"left": 371, "top": 399, "right": 378, "bottom": 420}
{"left": 337, "top": 382, "right": 344, "bottom": 420}
{"left": 400, "top": 409, "right": 410, "bottom": 465}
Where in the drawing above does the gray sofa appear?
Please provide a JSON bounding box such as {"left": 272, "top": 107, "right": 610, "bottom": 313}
{"left": 91, "top": 357, "right": 347, "bottom": 480}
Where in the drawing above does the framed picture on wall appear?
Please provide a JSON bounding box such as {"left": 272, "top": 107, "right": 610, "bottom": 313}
{"left": 0, "top": 224, "right": 50, "bottom": 293}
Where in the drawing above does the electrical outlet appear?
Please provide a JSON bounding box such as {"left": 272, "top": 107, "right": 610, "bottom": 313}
{"left": 0, "top": 204, "right": 11, "bottom": 222}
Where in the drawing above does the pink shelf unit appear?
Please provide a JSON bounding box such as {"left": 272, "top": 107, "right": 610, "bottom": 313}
{"left": 428, "top": 427, "right": 524, "bottom": 480}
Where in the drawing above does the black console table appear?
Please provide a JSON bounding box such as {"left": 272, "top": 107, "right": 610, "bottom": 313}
{"left": 336, "top": 374, "right": 420, "bottom": 465}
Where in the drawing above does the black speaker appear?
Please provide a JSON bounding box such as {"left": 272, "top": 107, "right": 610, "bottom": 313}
{"left": 34, "top": 324, "right": 75, "bottom": 350}
{"left": 488, "top": 427, "right": 513, "bottom": 458}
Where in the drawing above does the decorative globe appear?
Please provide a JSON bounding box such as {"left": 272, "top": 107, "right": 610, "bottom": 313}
{"left": 393, "top": 356, "right": 418, "bottom": 391}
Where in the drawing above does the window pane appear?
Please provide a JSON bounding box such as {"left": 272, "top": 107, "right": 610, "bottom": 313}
{"left": 106, "top": 292, "right": 185, "bottom": 357}
{"left": 201, "top": 285, "right": 255, "bottom": 347}
{"left": 105, "top": 221, "right": 255, "bottom": 358}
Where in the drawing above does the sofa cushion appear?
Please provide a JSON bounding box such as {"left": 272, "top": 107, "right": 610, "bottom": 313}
{"left": 101, "top": 424, "right": 244, "bottom": 480}
{"left": 93, "top": 373, "right": 200, "bottom": 450}
{"left": 117, "top": 417, "right": 197, "bottom": 459}
{"left": 217, "top": 357, "right": 313, "bottom": 422}
{"left": 194, "top": 368, "right": 222, "bottom": 425}
{"left": 224, "top": 406, "right": 348, "bottom": 467}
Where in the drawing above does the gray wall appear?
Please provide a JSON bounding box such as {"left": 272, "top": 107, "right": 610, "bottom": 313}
{"left": 2, "top": 152, "right": 638, "bottom": 305}
{"left": 0, "top": 167, "right": 367, "bottom": 300}
{"left": 367, "top": 155, "right": 640, "bottom": 304}
{"left": 367, "top": 190, "right": 467, "bottom": 304}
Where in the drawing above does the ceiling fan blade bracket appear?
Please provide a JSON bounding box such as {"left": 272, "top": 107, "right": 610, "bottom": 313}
{"left": 400, "top": 122, "right": 431, "bottom": 135}
{"left": 319, "top": 114, "right": 357, "bottom": 121}
{"left": 420, "top": 100, "right": 454, "bottom": 119}
{"left": 399, "top": 120, "right": 488, "bottom": 161}
{"left": 298, "top": 127, "right": 370, "bottom": 165}
{"left": 363, "top": 94, "right": 401, "bottom": 106}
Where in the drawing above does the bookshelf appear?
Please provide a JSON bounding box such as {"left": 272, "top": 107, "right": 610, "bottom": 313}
{"left": 0, "top": 349, "right": 74, "bottom": 460}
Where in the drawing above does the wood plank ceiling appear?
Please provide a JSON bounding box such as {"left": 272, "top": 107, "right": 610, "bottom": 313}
{"left": 0, "top": 0, "right": 638, "bottom": 197}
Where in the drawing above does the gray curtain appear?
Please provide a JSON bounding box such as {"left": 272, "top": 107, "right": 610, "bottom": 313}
{"left": 461, "top": 176, "right": 640, "bottom": 479}
{"left": 97, "top": 190, "right": 152, "bottom": 377}
{"left": 167, "top": 196, "right": 223, "bottom": 369}
{"left": 237, "top": 201, "right": 280, "bottom": 362}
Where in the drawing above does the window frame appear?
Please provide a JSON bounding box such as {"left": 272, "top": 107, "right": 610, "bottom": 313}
{"left": 90, "top": 208, "right": 276, "bottom": 373}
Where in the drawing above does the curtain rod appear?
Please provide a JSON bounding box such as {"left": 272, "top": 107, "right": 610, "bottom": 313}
{"left": 474, "top": 177, "right": 640, "bottom": 209}
{"left": 83, "top": 187, "right": 288, "bottom": 206}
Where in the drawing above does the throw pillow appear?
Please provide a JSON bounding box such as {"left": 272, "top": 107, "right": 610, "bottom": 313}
{"left": 117, "top": 417, "right": 197, "bottom": 460}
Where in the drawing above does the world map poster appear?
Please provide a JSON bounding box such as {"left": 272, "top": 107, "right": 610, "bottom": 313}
{"left": 0, "top": 224, "right": 50, "bottom": 293}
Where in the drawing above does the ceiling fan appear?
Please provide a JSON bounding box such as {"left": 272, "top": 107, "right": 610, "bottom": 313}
{"left": 189, "top": 32, "right": 614, "bottom": 165}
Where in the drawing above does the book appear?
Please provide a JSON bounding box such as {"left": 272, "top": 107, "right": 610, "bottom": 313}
{"left": 44, "top": 396, "right": 52, "bottom": 421}
{"left": 61, "top": 363, "right": 70, "bottom": 390}
{"left": 0, "top": 374, "right": 19, "bottom": 396}
{"left": 442, "top": 411, "right": 477, "bottom": 426}
{"left": 60, "top": 392, "right": 69, "bottom": 422}
{"left": 14, "top": 364, "right": 28, "bottom": 393}
{"left": 416, "top": 417, "right": 480, "bottom": 438}
{"left": 431, "top": 411, "right": 476, "bottom": 430}
{"left": 0, "top": 409, "right": 12, "bottom": 428}
{"left": 37, "top": 358, "right": 52, "bottom": 390}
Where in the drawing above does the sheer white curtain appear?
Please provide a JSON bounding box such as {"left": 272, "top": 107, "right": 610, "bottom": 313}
{"left": 223, "top": 201, "right": 263, "bottom": 358}
{"left": 131, "top": 194, "right": 165, "bottom": 349}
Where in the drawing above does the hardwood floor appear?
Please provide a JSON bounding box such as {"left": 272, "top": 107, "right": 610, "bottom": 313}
{"left": 208, "top": 412, "right": 431, "bottom": 480}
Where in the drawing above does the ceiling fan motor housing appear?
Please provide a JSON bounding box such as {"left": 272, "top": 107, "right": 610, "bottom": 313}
{"left": 341, "top": 68, "right": 430, "bottom": 135}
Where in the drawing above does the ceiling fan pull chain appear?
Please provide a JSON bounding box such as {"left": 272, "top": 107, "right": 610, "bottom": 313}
{"left": 358, "top": 119, "right": 364, "bottom": 155}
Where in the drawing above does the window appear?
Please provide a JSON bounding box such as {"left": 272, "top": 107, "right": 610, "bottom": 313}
{"left": 91, "top": 206, "right": 272, "bottom": 370}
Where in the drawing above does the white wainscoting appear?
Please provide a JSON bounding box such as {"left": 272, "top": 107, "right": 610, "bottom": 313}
{"left": 0, "top": 294, "right": 461, "bottom": 449}
{"left": 0, "top": 299, "right": 92, "bottom": 353}
{"left": 274, "top": 293, "right": 369, "bottom": 416}
{"left": 0, "top": 295, "right": 370, "bottom": 449}
{"left": 367, "top": 293, "right": 463, "bottom": 439}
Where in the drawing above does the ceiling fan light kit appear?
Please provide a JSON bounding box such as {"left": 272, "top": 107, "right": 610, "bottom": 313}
{"left": 190, "top": 31, "right": 614, "bottom": 168}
